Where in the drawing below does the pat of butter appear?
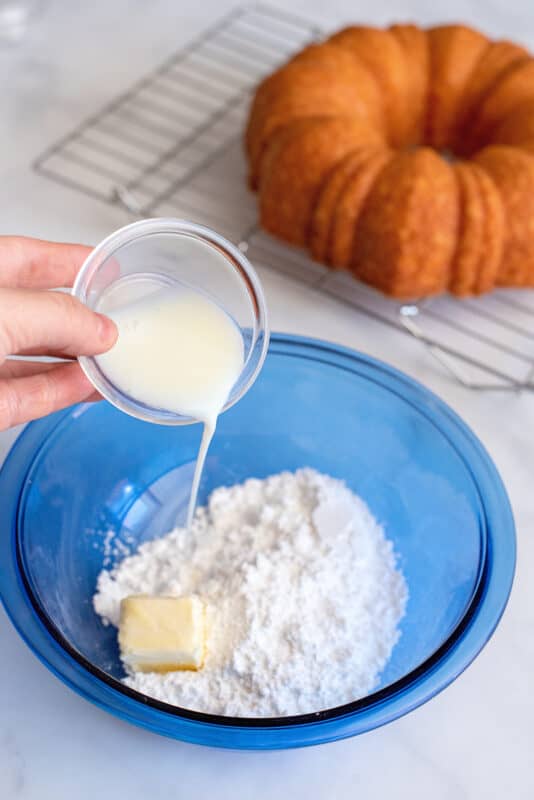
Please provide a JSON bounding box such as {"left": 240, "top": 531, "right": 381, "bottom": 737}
{"left": 118, "top": 595, "right": 206, "bottom": 673}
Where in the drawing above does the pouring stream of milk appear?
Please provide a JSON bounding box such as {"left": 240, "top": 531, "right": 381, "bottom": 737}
{"left": 96, "top": 284, "right": 244, "bottom": 527}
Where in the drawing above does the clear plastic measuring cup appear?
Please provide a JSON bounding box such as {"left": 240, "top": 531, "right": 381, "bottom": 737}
{"left": 73, "top": 218, "right": 270, "bottom": 425}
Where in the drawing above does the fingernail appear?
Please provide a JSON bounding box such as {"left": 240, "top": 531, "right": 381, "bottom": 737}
{"left": 97, "top": 313, "right": 117, "bottom": 345}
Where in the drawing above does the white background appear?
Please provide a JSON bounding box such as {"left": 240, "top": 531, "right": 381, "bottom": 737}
{"left": 1, "top": 1, "right": 534, "bottom": 797}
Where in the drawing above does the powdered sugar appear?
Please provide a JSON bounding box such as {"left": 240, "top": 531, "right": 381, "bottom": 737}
{"left": 93, "top": 469, "right": 407, "bottom": 717}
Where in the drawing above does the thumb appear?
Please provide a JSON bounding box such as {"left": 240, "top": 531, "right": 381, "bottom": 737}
{"left": 0, "top": 288, "right": 117, "bottom": 358}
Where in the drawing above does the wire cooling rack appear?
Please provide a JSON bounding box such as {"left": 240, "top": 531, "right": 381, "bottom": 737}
{"left": 33, "top": 3, "right": 534, "bottom": 391}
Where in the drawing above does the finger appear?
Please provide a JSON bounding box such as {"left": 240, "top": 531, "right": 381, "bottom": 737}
{"left": 0, "top": 288, "right": 117, "bottom": 358}
{"left": 15, "top": 347, "right": 77, "bottom": 358}
{"left": 0, "top": 359, "right": 68, "bottom": 379}
{"left": 0, "top": 361, "right": 98, "bottom": 430}
{"left": 0, "top": 236, "right": 92, "bottom": 289}
{"left": 86, "top": 390, "right": 104, "bottom": 402}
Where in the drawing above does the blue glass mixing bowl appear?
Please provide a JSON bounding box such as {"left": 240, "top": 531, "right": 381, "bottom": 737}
{"left": 0, "top": 335, "right": 515, "bottom": 749}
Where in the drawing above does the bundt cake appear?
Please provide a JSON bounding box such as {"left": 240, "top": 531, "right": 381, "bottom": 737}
{"left": 245, "top": 23, "right": 534, "bottom": 298}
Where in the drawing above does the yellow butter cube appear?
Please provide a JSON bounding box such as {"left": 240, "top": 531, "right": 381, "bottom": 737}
{"left": 118, "top": 595, "right": 206, "bottom": 673}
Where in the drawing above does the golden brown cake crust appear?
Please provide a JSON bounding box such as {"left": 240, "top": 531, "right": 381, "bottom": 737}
{"left": 245, "top": 23, "right": 534, "bottom": 298}
{"left": 309, "top": 147, "right": 387, "bottom": 263}
{"left": 389, "top": 24, "right": 429, "bottom": 145}
{"left": 328, "top": 26, "right": 411, "bottom": 147}
{"left": 469, "top": 59, "right": 534, "bottom": 146}
{"left": 246, "top": 43, "right": 384, "bottom": 187}
{"left": 449, "top": 161, "right": 503, "bottom": 296}
{"left": 474, "top": 146, "right": 534, "bottom": 287}
{"left": 259, "top": 117, "right": 383, "bottom": 247}
{"left": 489, "top": 98, "right": 534, "bottom": 156}
{"left": 352, "top": 149, "right": 459, "bottom": 298}
{"left": 329, "top": 150, "right": 394, "bottom": 269}
{"left": 454, "top": 40, "right": 529, "bottom": 154}
{"left": 473, "top": 165, "right": 504, "bottom": 294}
{"left": 450, "top": 162, "right": 485, "bottom": 296}
{"left": 426, "top": 25, "right": 489, "bottom": 149}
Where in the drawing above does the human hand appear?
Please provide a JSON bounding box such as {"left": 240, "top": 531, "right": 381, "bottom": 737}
{"left": 0, "top": 236, "right": 117, "bottom": 430}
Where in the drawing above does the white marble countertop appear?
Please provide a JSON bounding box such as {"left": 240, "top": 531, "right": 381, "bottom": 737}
{"left": 1, "top": 0, "right": 534, "bottom": 797}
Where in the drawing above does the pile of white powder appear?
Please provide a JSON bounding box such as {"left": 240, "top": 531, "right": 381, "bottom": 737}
{"left": 93, "top": 469, "right": 407, "bottom": 717}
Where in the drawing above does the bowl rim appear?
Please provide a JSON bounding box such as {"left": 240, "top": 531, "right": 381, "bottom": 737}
{"left": 0, "top": 334, "right": 516, "bottom": 748}
{"left": 73, "top": 217, "right": 270, "bottom": 426}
